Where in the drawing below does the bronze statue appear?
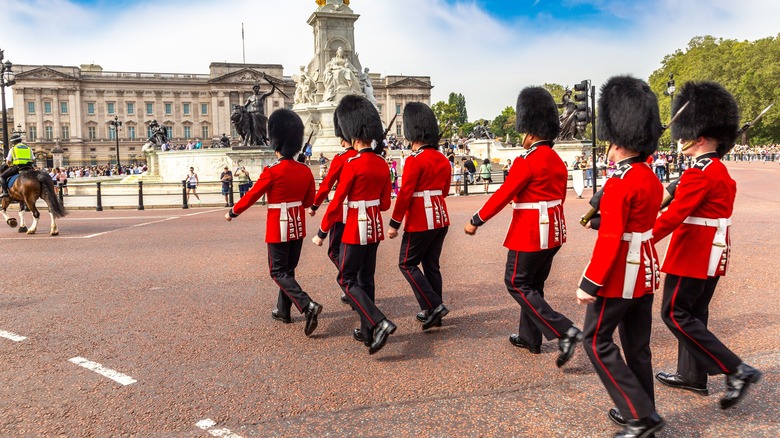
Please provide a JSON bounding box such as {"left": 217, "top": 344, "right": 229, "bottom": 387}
{"left": 142, "top": 119, "right": 168, "bottom": 151}
{"left": 558, "top": 88, "right": 586, "bottom": 141}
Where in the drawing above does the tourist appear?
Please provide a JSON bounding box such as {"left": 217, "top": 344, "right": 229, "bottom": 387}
{"left": 220, "top": 166, "right": 233, "bottom": 207}
{"left": 185, "top": 167, "right": 200, "bottom": 204}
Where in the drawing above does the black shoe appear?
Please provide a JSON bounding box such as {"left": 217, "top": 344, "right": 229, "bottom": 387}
{"left": 655, "top": 372, "right": 708, "bottom": 395}
{"left": 271, "top": 309, "right": 292, "bottom": 324}
{"left": 340, "top": 293, "right": 350, "bottom": 305}
{"left": 614, "top": 413, "right": 664, "bottom": 438}
{"left": 369, "top": 319, "right": 397, "bottom": 355}
{"left": 416, "top": 309, "right": 442, "bottom": 326}
{"left": 509, "top": 334, "right": 541, "bottom": 354}
{"left": 353, "top": 328, "right": 372, "bottom": 346}
{"left": 608, "top": 407, "right": 627, "bottom": 426}
{"left": 720, "top": 363, "right": 762, "bottom": 409}
{"left": 556, "top": 326, "right": 583, "bottom": 367}
{"left": 303, "top": 301, "right": 323, "bottom": 336}
{"left": 224, "top": 203, "right": 230, "bottom": 207}
{"left": 421, "top": 304, "right": 448, "bottom": 330}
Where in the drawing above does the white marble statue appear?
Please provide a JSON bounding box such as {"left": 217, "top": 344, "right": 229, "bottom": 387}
{"left": 323, "top": 46, "right": 362, "bottom": 102}
{"left": 360, "top": 67, "right": 378, "bottom": 106}
{"left": 294, "top": 66, "right": 316, "bottom": 105}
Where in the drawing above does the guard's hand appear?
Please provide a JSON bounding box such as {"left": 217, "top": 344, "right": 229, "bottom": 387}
{"left": 576, "top": 288, "right": 596, "bottom": 305}
{"left": 312, "top": 235, "right": 324, "bottom": 246}
{"left": 464, "top": 222, "right": 478, "bottom": 235}
{"left": 388, "top": 227, "right": 398, "bottom": 239}
{"left": 224, "top": 213, "right": 233, "bottom": 222}
{"left": 308, "top": 208, "right": 316, "bottom": 217}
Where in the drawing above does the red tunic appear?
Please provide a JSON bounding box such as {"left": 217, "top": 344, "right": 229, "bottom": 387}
{"left": 319, "top": 150, "right": 392, "bottom": 245}
{"left": 653, "top": 153, "right": 735, "bottom": 279}
{"left": 388, "top": 145, "right": 451, "bottom": 232}
{"left": 232, "top": 158, "right": 315, "bottom": 243}
{"left": 472, "top": 142, "right": 567, "bottom": 252}
{"left": 312, "top": 147, "right": 358, "bottom": 214}
{"left": 579, "top": 157, "right": 664, "bottom": 299}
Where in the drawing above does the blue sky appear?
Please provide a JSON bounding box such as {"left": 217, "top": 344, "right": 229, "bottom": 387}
{"left": 1, "top": 0, "right": 777, "bottom": 118}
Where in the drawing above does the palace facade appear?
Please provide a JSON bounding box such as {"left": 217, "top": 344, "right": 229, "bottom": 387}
{"left": 10, "top": 63, "right": 431, "bottom": 167}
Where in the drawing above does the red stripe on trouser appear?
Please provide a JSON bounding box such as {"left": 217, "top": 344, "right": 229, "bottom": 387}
{"left": 401, "top": 234, "right": 432, "bottom": 308}
{"left": 268, "top": 246, "right": 302, "bottom": 312}
{"left": 669, "top": 276, "right": 730, "bottom": 373}
{"left": 593, "top": 299, "right": 639, "bottom": 419}
{"left": 510, "top": 251, "right": 560, "bottom": 338}
{"left": 340, "top": 243, "right": 375, "bottom": 326}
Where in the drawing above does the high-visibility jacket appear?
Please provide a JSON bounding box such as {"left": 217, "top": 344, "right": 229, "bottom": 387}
{"left": 11, "top": 144, "right": 34, "bottom": 166}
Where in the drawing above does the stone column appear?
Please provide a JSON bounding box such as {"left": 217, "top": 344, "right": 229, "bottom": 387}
{"left": 72, "top": 87, "right": 83, "bottom": 139}
{"left": 34, "top": 88, "right": 44, "bottom": 141}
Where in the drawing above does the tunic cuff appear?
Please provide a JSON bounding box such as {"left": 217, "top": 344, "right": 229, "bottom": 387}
{"left": 470, "top": 213, "right": 485, "bottom": 227}
{"left": 317, "top": 229, "right": 328, "bottom": 239}
{"left": 579, "top": 277, "right": 601, "bottom": 296}
{"left": 389, "top": 218, "right": 402, "bottom": 230}
{"left": 310, "top": 205, "right": 320, "bottom": 212}
{"left": 228, "top": 209, "right": 239, "bottom": 218}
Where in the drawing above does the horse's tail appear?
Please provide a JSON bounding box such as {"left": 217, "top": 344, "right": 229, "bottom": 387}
{"left": 36, "top": 172, "right": 68, "bottom": 218}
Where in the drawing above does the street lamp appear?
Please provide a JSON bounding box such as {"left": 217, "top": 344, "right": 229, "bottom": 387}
{"left": 109, "top": 115, "right": 122, "bottom": 174}
{"left": 0, "top": 49, "right": 16, "bottom": 160}
{"left": 665, "top": 73, "right": 676, "bottom": 181}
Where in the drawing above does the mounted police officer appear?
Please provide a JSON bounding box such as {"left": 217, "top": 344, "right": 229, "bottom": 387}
{"left": 0, "top": 133, "right": 34, "bottom": 198}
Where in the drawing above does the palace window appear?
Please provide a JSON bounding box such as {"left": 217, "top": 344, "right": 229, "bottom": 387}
{"left": 183, "top": 125, "right": 191, "bottom": 139}
{"left": 60, "top": 102, "right": 68, "bottom": 114}
{"left": 44, "top": 101, "right": 52, "bottom": 114}
{"left": 107, "top": 102, "right": 115, "bottom": 115}
{"left": 183, "top": 103, "right": 190, "bottom": 115}
{"left": 396, "top": 104, "right": 401, "bottom": 115}
{"left": 128, "top": 126, "right": 136, "bottom": 139}
{"left": 87, "top": 102, "right": 95, "bottom": 115}
{"left": 28, "top": 126, "right": 37, "bottom": 141}
{"left": 165, "top": 126, "right": 172, "bottom": 139}
{"left": 396, "top": 122, "right": 402, "bottom": 136}
{"left": 88, "top": 126, "right": 96, "bottom": 140}
{"left": 201, "top": 125, "right": 209, "bottom": 139}
{"left": 44, "top": 125, "right": 54, "bottom": 140}
{"left": 127, "top": 102, "right": 135, "bottom": 115}
{"left": 61, "top": 125, "right": 70, "bottom": 139}
{"left": 165, "top": 103, "right": 172, "bottom": 115}
{"left": 27, "top": 102, "right": 35, "bottom": 114}
{"left": 146, "top": 103, "right": 154, "bottom": 115}
{"left": 201, "top": 103, "right": 208, "bottom": 115}
{"left": 109, "top": 125, "right": 116, "bottom": 140}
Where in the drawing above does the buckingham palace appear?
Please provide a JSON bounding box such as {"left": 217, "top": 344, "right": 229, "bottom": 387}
{"left": 10, "top": 62, "right": 432, "bottom": 167}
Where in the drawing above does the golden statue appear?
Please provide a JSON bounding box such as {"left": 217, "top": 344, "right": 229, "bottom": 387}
{"left": 315, "top": 0, "right": 349, "bottom": 6}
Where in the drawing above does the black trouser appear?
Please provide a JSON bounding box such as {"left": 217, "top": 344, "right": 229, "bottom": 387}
{"left": 661, "top": 274, "right": 741, "bottom": 384}
{"left": 327, "top": 221, "right": 347, "bottom": 295}
{"left": 0, "top": 165, "right": 20, "bottom": 190}
{"left": 398, "top": 227, "right": 448, "bottom": 311}
{"left": 504, "top": 247, "right": 572, "bottom": 345}
{"left": 267, "top": 240, "right": 312, "bottom": 316}
{"left": 339, "top": 242, "right": 386, "bottom": 340}
{"left": 583, "top": 294, "right": 656, "bottom": 421}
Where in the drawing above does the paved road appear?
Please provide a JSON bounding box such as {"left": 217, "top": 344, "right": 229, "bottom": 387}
{"left": 0, "top": 161, "right": 777, "bottom": 436}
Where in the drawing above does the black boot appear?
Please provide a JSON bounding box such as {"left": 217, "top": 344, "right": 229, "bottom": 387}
{"left": 614, "top": 413, "right": 664, "bottom": 438}
{"left": 720, "top": 363, "right": 762, "bottom": 409}
{"left": 0, "top": 177, "right": 8, "bottom": 198}
{"left": 556, "top": 326, "right": 583, "bottom": 367}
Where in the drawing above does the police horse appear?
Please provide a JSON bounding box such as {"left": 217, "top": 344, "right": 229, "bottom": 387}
{"left": 0, "top": 164, "right": 66, "bottom": 235}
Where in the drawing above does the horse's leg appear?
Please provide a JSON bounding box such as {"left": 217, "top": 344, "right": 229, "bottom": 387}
{"left": 25, "top": 196, "right": 39, "bottom": 235}
{"left": 17, "top": 205, "right": 27, "bottom": 233}
{"left": 49, "top": 210, "right": 59, "bottom": 236}
{"left": 0, "top": 199, "right": 16, "bottom": 228}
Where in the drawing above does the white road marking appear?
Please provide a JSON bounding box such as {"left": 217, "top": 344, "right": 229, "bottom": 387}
{"left": 68, "top": 357, "right": 137, "bottom": 386}
{"left": 196, "top": 419, "right": 243, "bottom": 438}
{"left": 0, "top": 330, "right": 27, "bottom": 342}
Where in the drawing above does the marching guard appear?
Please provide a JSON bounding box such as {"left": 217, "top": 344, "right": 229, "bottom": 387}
{"left": 465, "top": 87, "right": 582, "bottom": 367}
{"left": 308, "top": 111, "right": 358, "bottom": 305}
{"left": 653, "top": 81, "right": 762, "bottom": 408}
{"left": 387, "top": 102, "right": 451, "bottom": 329}
{"left": 225, "top": 109, "right": 323, "bottom": 336}
{"left": 575, "top": 76, "right": 665, "bottom": 437}
{"left": 312, "top": 95, "right": 396, "bottom": 355}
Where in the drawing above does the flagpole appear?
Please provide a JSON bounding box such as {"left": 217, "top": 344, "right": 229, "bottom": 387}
{"left": 242, "top": 23, "right": 246, "bottom": 63}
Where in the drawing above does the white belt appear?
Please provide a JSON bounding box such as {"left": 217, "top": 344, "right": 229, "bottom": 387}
{"left": 342, "top": 199, "right": 348, "bottom": 223}
{"left": 347, "top": 199, "right": 380, "bottom": 245}
{"left": 413, "top": 190, "right": 443, "bottom": 230}
{"left": 513, "top": 199, "right": 562, "bottom": 249}
{"left": 620, "top": 229, "right": 653, "bottom": 299}
{"left": 267, "top": 201, "right": 303, "bottom": 242}
{"left": 684, "top": 216, "right": 731, "bottom": 276}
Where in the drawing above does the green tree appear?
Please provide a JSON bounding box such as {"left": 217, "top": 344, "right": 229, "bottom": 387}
{"left": 489, "top": 106, "right": 519, "bottom": 143}
{"left": 649, "top": 34, "right": 780, "bottom": 146}
{"left": 448, "top": 92, "right": 468, "bottom": 125}
{"left": 432, "top": 92, "right": 469, "bottom": 140}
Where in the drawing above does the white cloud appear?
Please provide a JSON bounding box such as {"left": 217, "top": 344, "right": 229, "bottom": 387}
{"left": 1, "top": 0, "right": 777, "bottom": 119}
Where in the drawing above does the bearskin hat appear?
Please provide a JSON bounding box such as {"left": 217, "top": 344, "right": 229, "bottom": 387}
{"left": 333, "top": 110, "right": 344, "bottom": 140}
{"left": 268, "top": 109, "right": 304, "bottom": 158}
{"left": 335, "top": 95, "right": 384, "bottom": 149}
{"left": 597, "top": 76, "right": 662, "bottom": 157}
{"left": 515, "top": 87, "right": 560, "bottom": 141}
{"left": 403, "top": 102, "right": 439, "bottom": 145}
{"left": 671, "top": 81, "right": 739, "bottom": 157}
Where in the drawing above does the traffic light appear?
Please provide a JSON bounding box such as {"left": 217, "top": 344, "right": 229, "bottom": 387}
{"left": 574, "top": 80, "right": 589, "bottom": 124}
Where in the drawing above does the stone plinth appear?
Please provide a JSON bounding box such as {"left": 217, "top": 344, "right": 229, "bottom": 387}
{"left": 465, "top": 138, "right": 591, "bottom": 169}
{"left": 148, "top": 148, "right": 277, "bottom": 183}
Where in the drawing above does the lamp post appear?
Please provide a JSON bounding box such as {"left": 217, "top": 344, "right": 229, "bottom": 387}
{"left": 0, "top": 49, "right": 16, "bottom": 160}
{"left": 665, "top": 73, "right": 676, "bottom": 181}
{"left": 109, "top": 115, "right": 122, "bottom": 174}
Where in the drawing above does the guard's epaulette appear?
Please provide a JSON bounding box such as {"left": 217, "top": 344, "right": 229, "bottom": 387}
{"left": 337, "top": 149, "right": 353, "bottom": 157}
{"left": 410, "top": 149, "right": 424, "bottom": 157}
{"left": 693, "top": 158, "right": 713, "bottom": 171}
{"left": 524, "top": 146, "right": 538, "bottom": 157}
{"left": 347, "top": 153, "right": 362, "bottom": 162}
{"left": 267, "top": 160, "right": 282, "bottom": 168}
{"left": 612, "top": 163, "right": 632, "bottom": 179}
